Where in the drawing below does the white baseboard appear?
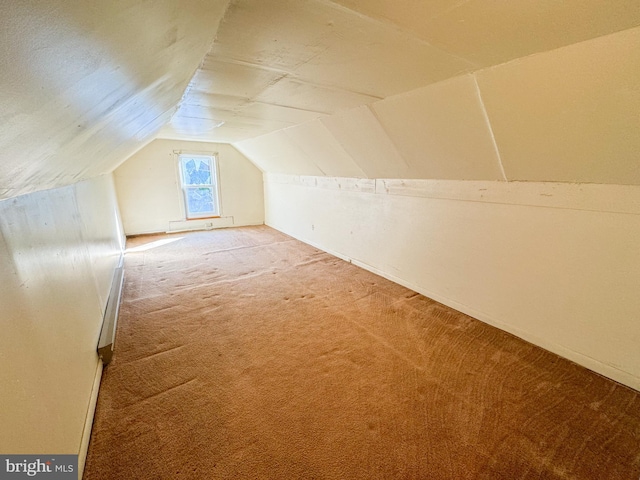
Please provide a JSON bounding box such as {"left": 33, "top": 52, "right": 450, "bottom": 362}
{"left": 78, "top": 358, "right": 103, "bottom": 480}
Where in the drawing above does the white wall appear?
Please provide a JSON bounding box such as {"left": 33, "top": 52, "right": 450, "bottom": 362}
{"left": 115, "top": 139, "right": 264, "bottom": 235}
{"left": 264, "top": 175, "right": 640, "bottom": 391}
{"left": 0, "top": 174, "right": 124, "bottom": 454}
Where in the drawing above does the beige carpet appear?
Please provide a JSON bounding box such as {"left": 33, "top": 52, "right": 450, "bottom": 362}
{"left": 84, "top": 225, "right": 640, "bottom": 479}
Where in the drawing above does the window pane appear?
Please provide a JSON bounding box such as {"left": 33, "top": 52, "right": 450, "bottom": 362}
{"left": 186, "top": 187, "right": 215, "bottom": 215}
{"left": 182, "top": 157, "right": 212, "bottom": 186}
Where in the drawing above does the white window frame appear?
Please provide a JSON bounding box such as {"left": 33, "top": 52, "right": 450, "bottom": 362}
{"left": 176, "top": 152, "right": 221, "bottom": 220}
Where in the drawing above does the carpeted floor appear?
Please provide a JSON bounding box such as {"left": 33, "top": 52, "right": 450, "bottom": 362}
{"left": 83, "top": 225, "right": 640, "bottom": 479}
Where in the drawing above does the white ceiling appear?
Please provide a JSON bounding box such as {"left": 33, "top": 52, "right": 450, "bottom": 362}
{"left": 159, "top": 0, "right": 640, "bottom": 143}
{"left": 2, "top": 0, "right": 640, "bottom": 198}
{"left": 0, "top": 0, "right": 230, "bottom": 198}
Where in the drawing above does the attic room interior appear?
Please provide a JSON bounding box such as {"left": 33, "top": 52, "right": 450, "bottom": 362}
{"left": 1, "top": 0, "right": 639, "bottom": 478}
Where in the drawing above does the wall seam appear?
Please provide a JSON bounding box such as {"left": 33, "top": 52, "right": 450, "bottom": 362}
{"left": 473, "top": 74, "right": 508, "bottom": 182}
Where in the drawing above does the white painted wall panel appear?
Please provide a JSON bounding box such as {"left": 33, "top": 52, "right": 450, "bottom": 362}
{"left": 264, "top": 175, "right": 640, "bottom": 391}
{"left": 415, "top": 0, "right": 640, "bottom": 66}
{"left": 320, "top": 106, "right": 410, "bottom": 179}
{"left": 0, "top": 174, "right": 123, "bottom": 453}
{"left": 235, "top": 131, "right": 324, "bottom": 176}
{"left": 477, "top": 26, "right": 640, "bottom": 185}
{"left": 372, "top": 74, "right": 505, "bottom": 181}
{"left": 115, "top": 140, "right": 264, "bottom": 235}
{"left": 331, "top": 0, "right": 640, "bottom": 67}
{"left": 283, "top": 120, "right": 366, "bottom": 177}
{"left": 233, "top": 25, "right": 640, "bottom": 186}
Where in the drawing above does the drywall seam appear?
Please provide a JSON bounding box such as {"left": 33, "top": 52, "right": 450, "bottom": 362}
{"left": 265, "top": 219, "right": 640, "bottom": 392}
{"left": 248, "top": 99, "right": 330, "bottom": 116}
{"left": 78, "top": 358, "right": 103, "bottom": 479}
{"left": 210, "top": 56, "right": 293, "bottom": 76}
{"left": 274, "top": 76, "right": 384, "bottom": 104}
{"left": 472, "top": 74, "right": 508, "bottom": 181}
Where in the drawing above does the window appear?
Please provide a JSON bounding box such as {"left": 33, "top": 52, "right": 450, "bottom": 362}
{"left": 178, "top": 154, "right": 220, "bottom": 219}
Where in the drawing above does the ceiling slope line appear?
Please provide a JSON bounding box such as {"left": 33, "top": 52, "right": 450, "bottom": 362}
{"left": 179, "top": 99, "right": 328, "bottom": 122}
{"left": 267, "top": 76, "right": 384, "bottom": 102}
{"left": 318, "top": 108, "right": 409, "bottom": 179}
{"left": 179, "top": 92, "right": 299, "bottom": 111}
{"left": 319, "top": 122, "right": 369, "bottom": 179}
{"left": 244, "top": 100, "right": 329, "bottom": 116}
{"left": 281, "top": 124, "right": 353, "bottom": 178}
{"left": 364, "top": 104, "right": 410, "bottom": 172}
{"left": 167, "top": 0, "right": 235, "bottom": 125}
{"left": 209, "top": 54, "right": 386, "bottom": 101}
{"left": 316, "top": 119, "right": 370, "bottom": 179}
{"left": 318, "top": 0, "right": 481, "bottom": 70}
{"left": 242, "top": 100, "right": 329, "bottom": 116}
{"left": 202, "top": 55, "right": 294, "bottom": 76}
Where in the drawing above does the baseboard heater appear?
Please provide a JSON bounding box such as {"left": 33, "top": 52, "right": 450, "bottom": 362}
{"left": 167, "top": 215, "right": 234, "bottom": 233}
{"left": 97, "top": 255, "right": 125, "bottom": 364}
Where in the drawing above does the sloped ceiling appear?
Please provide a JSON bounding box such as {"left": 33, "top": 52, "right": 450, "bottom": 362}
{"left": 236, "top": 25, "right": 640, "bottom": 185}
{"left": 3, "top": 0, "right": 640, "bottom": 198}
{"left": 0, "top": 0, "right": 230, "bottom": 198}
{"left": 162, "top": 0, "right": 640, "bottom": 185}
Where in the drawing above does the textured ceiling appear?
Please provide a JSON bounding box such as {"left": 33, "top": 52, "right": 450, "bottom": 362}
{"left": 159, "top": 0, "right": 640, "bottom": 143}
{"left": 236, "top": 25, "right": 640, "bottom": 185}
{"left": 0, "top": 0, "right": 230, "bottom": 198}
{"left": 2, "top": 0, "right": 640, "bottom": 198}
